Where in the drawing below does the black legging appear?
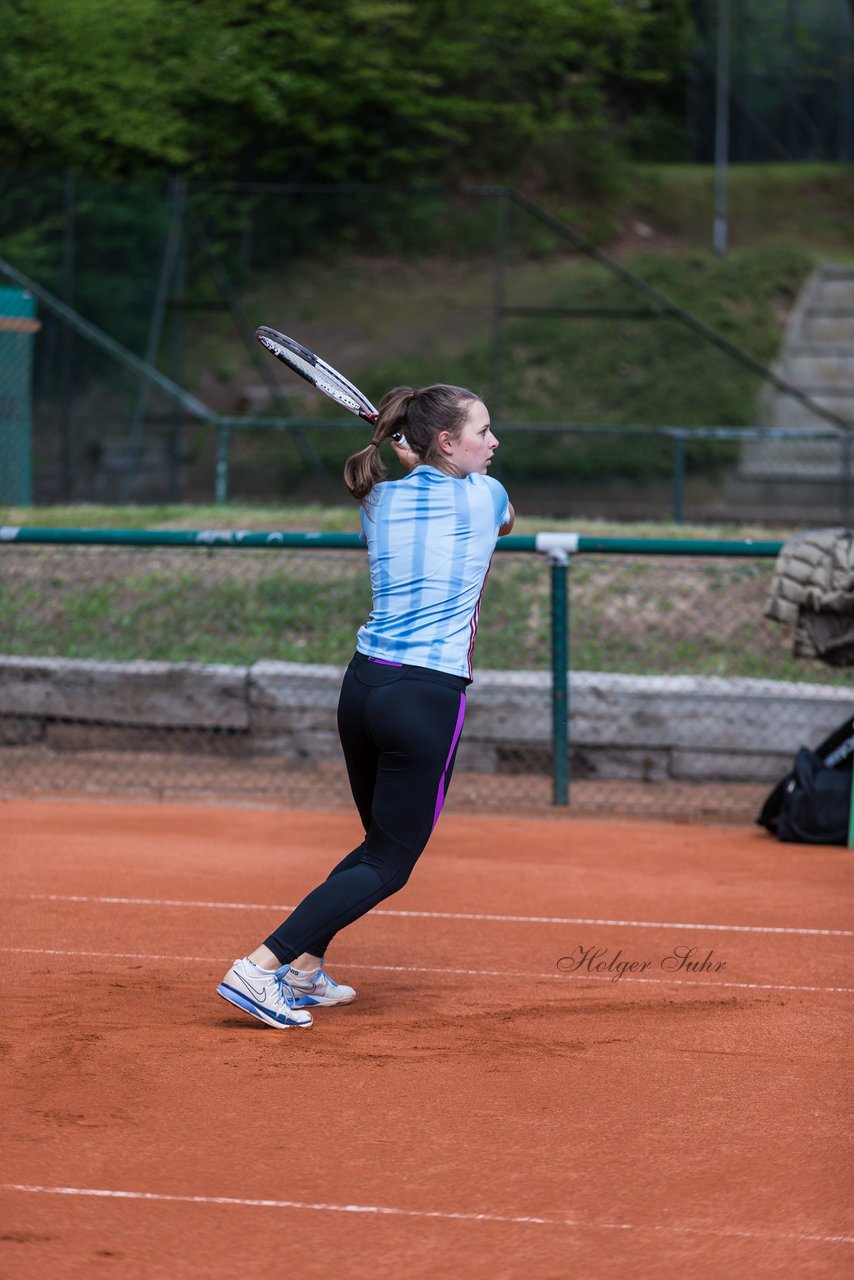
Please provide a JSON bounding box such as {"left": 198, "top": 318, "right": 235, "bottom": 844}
{"left": 264, "top": 653, "right": 468, "bottom": 964}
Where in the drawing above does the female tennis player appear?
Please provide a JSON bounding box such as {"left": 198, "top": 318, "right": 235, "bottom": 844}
{"left": 217, "top": 384, "right": 514, "bottom": 1029}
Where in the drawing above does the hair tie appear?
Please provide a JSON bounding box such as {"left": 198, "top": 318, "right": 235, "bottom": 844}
{"left": 370, "top": 439, "right": 380, "bottom": 448}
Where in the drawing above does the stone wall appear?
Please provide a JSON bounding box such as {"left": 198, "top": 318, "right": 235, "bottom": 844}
{"left": 2, "top": 656, "right": 851, "bottom": 783}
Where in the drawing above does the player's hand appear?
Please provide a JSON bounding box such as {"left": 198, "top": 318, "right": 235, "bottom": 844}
{"left": 390, "top": 434, "right": 419, "bottom": 472}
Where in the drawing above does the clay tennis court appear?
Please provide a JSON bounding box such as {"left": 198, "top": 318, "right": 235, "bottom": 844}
{"left": 2, "top": 797, "right": 852, "bottom": 1278}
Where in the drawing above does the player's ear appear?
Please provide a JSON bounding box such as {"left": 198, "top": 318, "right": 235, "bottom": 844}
{"left": 437, "top": 430, "right": 454, "bottom": 454}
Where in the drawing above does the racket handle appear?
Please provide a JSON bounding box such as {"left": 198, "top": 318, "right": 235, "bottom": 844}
{"left": 391, "top": 432, "right": 409, "bottom": 448}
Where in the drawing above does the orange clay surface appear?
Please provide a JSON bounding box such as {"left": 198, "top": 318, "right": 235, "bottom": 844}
{"left": 1, "top": 797, "right": 852, "bottom": 1279}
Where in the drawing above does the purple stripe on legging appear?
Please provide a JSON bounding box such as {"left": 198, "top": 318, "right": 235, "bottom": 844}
{"left": 432, "top": 692, "right": 466, "bottom": 830}
{"left": 368, "top": 657, "right": 403, "bottom": 667}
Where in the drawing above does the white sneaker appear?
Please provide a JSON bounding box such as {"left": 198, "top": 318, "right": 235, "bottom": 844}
{"left": 285, "top": 965, "right": 357, "bottom": 1007}
{"left": 217, "top": 958, "right": 313, "bottom": 1029}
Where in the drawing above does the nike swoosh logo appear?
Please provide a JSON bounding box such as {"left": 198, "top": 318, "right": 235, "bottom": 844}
{"left": 235, "top": 972, "right": 267, "bottom": 1001}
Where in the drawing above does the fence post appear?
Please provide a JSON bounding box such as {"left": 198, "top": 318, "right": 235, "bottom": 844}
{"left": 123, "top": 177, "right": 186, "bottom": 503}
{"left": 672, "top": 433, "right": 686, "bottom": 524}
{"left": 549, "top": 550, "right": 570, "bottom": 805}
{"left": 536, "top": 534, "right": 579, "bottom": 806}
{"left": 59, "top": 169, "right": 76, "bottom": 500}
{"left": 491, "top": 188, "right": 509, "bottom": 422}
{"left": 215, "top": 425, "right": 231, "bottom": 504}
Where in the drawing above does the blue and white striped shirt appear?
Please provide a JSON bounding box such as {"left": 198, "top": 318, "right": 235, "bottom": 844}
{"left": 356, "top": 466, "right": 511, "bottom": 679}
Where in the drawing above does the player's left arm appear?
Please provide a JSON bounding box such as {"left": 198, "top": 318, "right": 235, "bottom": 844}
{"left": 498, "top": 502, "right": 515, "bottom": 537}
{"left": 489, "top": 478, "right": 514, "bottom": 537}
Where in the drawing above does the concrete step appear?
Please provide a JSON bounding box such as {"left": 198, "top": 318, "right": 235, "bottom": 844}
{"left": 725, "top": 474, "right": 854, "bottom": 517}
{"left": 787, "top": 348, "right": 854, "bottom": 384}
{"left": 773, "top": 391, "right": 854, "bottom": 428}
{"left": 763, "top": 263, "right": 854, "bottom": 475}
{"left": 777, "top": 385, "right": 854, "bottom": 399}
{"left": 739, "top": 463, "right": 849, "bottom": 482}
{"left": 739, "top": 435, "right": 849, "bottom": 479}
{"left": 814, "top": 277, "right": 854, "bottom": 307}
{"left": 803, "top": 309, "right": 854, "bottom": 344}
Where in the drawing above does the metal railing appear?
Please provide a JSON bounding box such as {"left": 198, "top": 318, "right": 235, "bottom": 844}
{"left": 205, "top": 417, "right": 851, "bottom": 521}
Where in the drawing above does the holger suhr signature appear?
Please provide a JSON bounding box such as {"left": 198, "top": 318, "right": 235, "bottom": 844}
{"left": 557, "top": 944, "right": 727, "bottom": 983}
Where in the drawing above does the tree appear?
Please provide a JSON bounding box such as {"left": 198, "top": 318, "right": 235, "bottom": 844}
{"left": 0, "top": 0, "right": 695, "bottom": 184}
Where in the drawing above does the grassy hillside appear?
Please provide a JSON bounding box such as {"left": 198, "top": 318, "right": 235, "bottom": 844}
{"left": 192, "top": 239, "right": 820, "bottom": 491}
{"left": 625, "top": 164, "right": 854, "bottom": 257}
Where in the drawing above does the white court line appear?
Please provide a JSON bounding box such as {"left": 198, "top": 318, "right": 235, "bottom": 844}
{"left": 3, "top": 947, "right": 853, "bottom": 995}
{"left": 1, "top": 1184, "right": 851, "bottom": 1247}
{"left": 16, "top": 893, "right": 853, "bottom": 938}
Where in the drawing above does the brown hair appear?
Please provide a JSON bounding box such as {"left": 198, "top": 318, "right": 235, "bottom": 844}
{"left": 343, "top": 384, "right": 480, "bottom": 502}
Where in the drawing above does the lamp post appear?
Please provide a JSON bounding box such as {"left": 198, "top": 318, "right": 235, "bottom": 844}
{"left": 713, "top": 0, "right": 731, "bottom": 256}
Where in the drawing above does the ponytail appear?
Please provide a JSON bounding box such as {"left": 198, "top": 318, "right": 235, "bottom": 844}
{"left": 343, "top": 382, "right": 480, "bottom": 502}
{"left": 343, "top": 386, "right": 415, "bottom": 502}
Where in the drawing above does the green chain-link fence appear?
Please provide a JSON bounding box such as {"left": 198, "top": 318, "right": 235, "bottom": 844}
{"left": 1, "top": 528, "right": 850, "bottom": 821}
{"left": 2, "top": 178, "right": 852, "bottom": 524}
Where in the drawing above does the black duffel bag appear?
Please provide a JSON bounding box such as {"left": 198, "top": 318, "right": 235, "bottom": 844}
{"left": 758, "top": 716, "right": 853, "bottom": 847}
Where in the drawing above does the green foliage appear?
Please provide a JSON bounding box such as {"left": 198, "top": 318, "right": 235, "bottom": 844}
{"left": 0, "top": 0, "right": 202, "bottom": 173}
{"left": 2, "top": 0, "right": 849, "bottom": 197}
{"left": 0, "top": 0, "right": 694, "bottom": 186}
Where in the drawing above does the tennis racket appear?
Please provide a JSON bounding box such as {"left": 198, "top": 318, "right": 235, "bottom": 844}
{"left": 256, "top": 327, "right": 379, "bottom": 423}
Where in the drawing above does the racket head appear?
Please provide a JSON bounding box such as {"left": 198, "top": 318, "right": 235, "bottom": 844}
{"left": 256, "top": 326, "right": 379, "bottom": 422}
